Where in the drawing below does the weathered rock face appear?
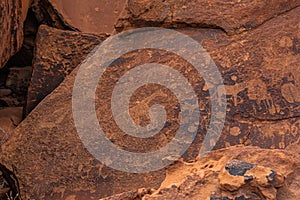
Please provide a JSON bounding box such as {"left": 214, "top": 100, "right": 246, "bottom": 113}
{"left": 1, "top": 66, "right": 166, "bottom": 199}
{"left": 181, "top": 6, "right": 300, "bottom": 153}
{"left": 25, "top": 25, "right": 108, "bottom": 115}
{"left": 1, "top": 3, "right": 300, "bottom": 199}
{"left": 104, "top": 145, "right": 300, "bottom": 200}
{"left": 25, "top": 5, "right": 300, "bottom": 155}
{"left": 116, "top": 0, "right": 300, "bottom": 34}
{"left": 32, "top": 0, "right": 127, "bottom": 34}
{"left": 0, "top": 1, "right": 299, "bottom": 200}
{"left": 0, "top": 0, "right": 31, "bottom": 68}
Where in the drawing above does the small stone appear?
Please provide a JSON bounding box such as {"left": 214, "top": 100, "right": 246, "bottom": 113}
{"left": 225, "top": 159, "right": 254, "bottom": 176}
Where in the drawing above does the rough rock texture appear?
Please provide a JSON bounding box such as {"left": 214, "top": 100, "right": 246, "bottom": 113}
{"left": 0, "top": 1, "right": 299, "bottom": 200}
{"left": 116, "top": 0, "right": 300, "bottom": 35}
{"left": 0, "top": 107, "right": 23, "bottom": 146}
{"left": 1, "top": 66, "right": 166, "bottom": 199}
{"left": 25, "top": 25, "right": 108, "bottom": 115}
{"left": 179, "top": 6, "right": 300, "bottom": 154}
{"left": 25, "top": 5, "right": 300, "bottom": 153}
{"left": 32, "top": 0, "right": 127, "bottom": 34}
{"left": 0, "top": 0, "right": 31, "bottom": 68}
{"left": 104, "top": 145, "right": 300, "bottom": 200}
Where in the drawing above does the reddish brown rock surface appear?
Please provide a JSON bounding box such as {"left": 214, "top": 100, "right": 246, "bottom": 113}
{"left": 0, "top": 0, "right": 31, "bottom": 68}
{"left": 25, "top": 25, "right": 108, "bottom": 115}
{"left": 0, "top": 1, "right": 299, "bottom": 200}
{"left": 32, "top": 0, "right": 127, "bottom": 34}
{"left": 49, "top": 0, "right": 127, "bottom": 34}
{"left": 1, "top": 66, "right": 166, "bottom": 199}
{"left": 117, "top": 0, "right": 300, "bottom": 34}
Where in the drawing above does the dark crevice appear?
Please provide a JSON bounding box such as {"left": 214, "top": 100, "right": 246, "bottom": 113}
{"left": 0, "top": 164, "right": 21, "bottom": 200}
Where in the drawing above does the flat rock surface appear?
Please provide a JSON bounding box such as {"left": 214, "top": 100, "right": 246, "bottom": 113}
{"left": 2, "top": 66, "right": 165, "bottom": 199}
{"left": 25, "top": 25, "right": 107, "bottom": 115}
{"left": 49, "top": 0, "right": 127, "bottom": 34}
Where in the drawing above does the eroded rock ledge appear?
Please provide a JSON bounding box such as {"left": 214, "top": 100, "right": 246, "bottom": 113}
{"left": 104, "top": 145, "right": 300, "bottom": 200}
{"left": 116, "top": 0, "right": 300, "bottom": 35}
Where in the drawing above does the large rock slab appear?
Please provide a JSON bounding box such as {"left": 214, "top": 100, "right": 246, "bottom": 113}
{"left": 0, "top": 0, "right": 31, "bottom": 68}
{"left": 199, "top": 6, "right": 300, "bottom": 150}
{"left": 25, "top": 25, "right": 108, "bottom": 115}
{"left": 116, "top": 0, "right": 300, "bottom": 35}
{"left": 2, "top": 66, "right": 166, "bottom": 199}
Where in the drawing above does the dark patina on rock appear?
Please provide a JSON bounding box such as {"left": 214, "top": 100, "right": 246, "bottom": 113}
{"left": 225, "top": 159, "right": 254, "bottom": 176}
{"left": 25, "top": 25, "right": 108, "bottom": 115}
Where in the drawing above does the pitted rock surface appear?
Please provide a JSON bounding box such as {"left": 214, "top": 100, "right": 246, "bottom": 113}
{"left": 224, "top": 159, "right": 254, "bottom": 176}
{"left": 104, "top": 146, "right": 299, "bottom": 200}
